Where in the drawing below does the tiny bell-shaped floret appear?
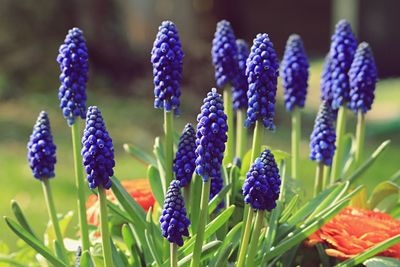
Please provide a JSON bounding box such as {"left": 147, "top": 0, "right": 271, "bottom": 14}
{"left": 232, "top": 39, "right": 250, "bottom": 110}
{"left": 195, "top": 88, "right": 228, "bottom": 182}
{"left": 245, "top": 33, "right": 279, "bottom": 130}
{"left": 81, "top": 106, "right": 115, "bottom": 189}
{"left": 151, "top": 21, "right": 184, "bottom": 115}
{"left": 309, "top": 101, "right": 336, "bottom": 166}
{"left": 281, "top": 34, "right": 309, "bottom": 112}
{"left": 173, "top": 124, "right": 196, "bottom": 187}
{"left": 329, "top": 20, "right": 357, "bottom": 110}
{"left": 27, "top": 111, "right": 57, "bottom": 180}
{"left": 57, "top": 27, "right": 89, "bottom": 126}
{"left": 242, "top": 149, "right": 281, "bottom": 211}
{"left": 160, "top": 180, "right": 190, "bottom": 246}
{"left": 211, "top": 20, "right": 239, "bottom": 89}
{"left": 348, "top": 42, "right": 378, "bottom": 114}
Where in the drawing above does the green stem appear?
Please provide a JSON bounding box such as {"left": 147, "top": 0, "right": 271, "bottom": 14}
{"left": 41, "top": 178, "right": 68, "bottom": 263}
{"left": 223, "top": 86, "right": 234, "bottom": 165}
{"left": 190, "top": 179, "right": 210, "bottom": 267}
{"left": 98, "top": 186, "right": 113, "bottom": 267}
{"left": 278, "top": 160, "right": 287, "bottom": 202}
{"left": 314, "top": 162, "right": 324, "bottom": 197}
{"left": 245, "top": 210, "right": 265, "bottom": 267}
{"left": 236, "top": 109, "right": 248, "bottom": 159}
{"left": 291, "top": 108, "right": 301, "bottom": 179}
{"left": 164, "top": 110, "right": 174, "bottom": 193}
{"left": 236, "top": 208, "right": 254, "bottom": 267}
{"left": 330, "top": 106, "right": 347, "bottom": 184}
{"left": 322, "top": 166, "right": 331, "bottom": 190}
{"left": 170, "top": 243, "right": 178, "bottom": 267}
{"left": 71, "top": 122, "right": 90, "bottom": 251}
{"left": 251, "top": 120, "right": 264, "bottom": 163}
{"left": 354, "top": 111, "right": 365, "bottom": 167}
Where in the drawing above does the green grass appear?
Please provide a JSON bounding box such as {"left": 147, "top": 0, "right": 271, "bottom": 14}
{"left": 0, "top": 59, "right": 399, "bottom": 250}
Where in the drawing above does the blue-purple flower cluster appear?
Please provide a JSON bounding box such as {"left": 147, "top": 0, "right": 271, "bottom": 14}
{"left": 328, "top": 20, "right": 357, "bottom": 110}
{"left": 173, "top": 124, "right": 196, "bottom": 187}
{"left": 27, "top": 111, "right": 57, "bottom": 180}
{"left": 160, "top": 180, "right": 190, "bottom": 246}
{"left": 151, "top": 21, "right": 183, "bottom": 115}
{"left": 309, "top": 101, "right": 336, "bottom": 166}
{"left": 195, "top": 88, "right": 228, "bottom": 182}
{"left": 232, "top": 39, "right": 249, "bottom": 110}
{"left": 320, "top": 54, "right": 333, "bottom": 104}
{"left": 348, "top": 42, "right": 378, "bottom": 114}
{"left": 57, "top": 27, "right": 89, "bottom": 126}
{"left": 281, "top": 34, "right": 309, "bottom": 111}
{"left": 81, "top": 106, "right": 115, "bottom": 189}
{"left": 245, "top": 33, "right": 279, "bottom": 130}
{"left": 242, "top": 149, "right": 281, "bottom": 211}
{"left": 211, "top": 20, "right": 239, "bottom": 89}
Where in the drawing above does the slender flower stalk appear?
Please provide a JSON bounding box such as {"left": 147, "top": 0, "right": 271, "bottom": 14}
{"left": 349, "top": 42, "right": 378, "bottom": 167}
{"left": 281, "top": 34, "right": 309, "bottom": 180}
{"left": 246, "top": 210, "right": 265, "bottom": 267}
{"left": 328, "top": 20, "right": 357, "bottom": 183}
{"left": 314, "top": 162, "right": 324, "bottom": 196}
{"left": 57, "top": 27, "right": 90, "bottom": 251}
{"left": 82, "top": 106, "right": 115, "bottom": 266}
{"left": 27, "top": 112, "right": 68, "bottom": 263}
{"left": 151, "top": 21, "right": 184, "bottom": 192}
{"left": 191, "top": 89, "right": 227, "bottom": 267}
{"left": 212, "top": 20, "right": 239, "bottom": 165}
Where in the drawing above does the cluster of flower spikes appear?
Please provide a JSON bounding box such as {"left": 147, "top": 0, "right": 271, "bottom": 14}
{"left": 160, "top": 180, "right": 190, "bottom": 246}
{"left": 245, "top": 33, "right": 279, "bottom": 130}
{"left": 195, "top": 88, "right": 228, "bottom": 182}
{"left": 232, "top": 39, "right": 249, "bottom": 110}
{"left": 309, "top": 101, "right": 336, "bottom": 166}
{"left": 320, "top": 54, "right": 333, "bottom": 104}
{"left": 210, "top": 175, "right": 224, "bottom": 212}
{"left": 211, "top": 20, "right": 239, "bottom": 89}
{"left": 151, "top": 21, "right": 183, "bottom": 115}
{"left": 27, "top": 111, "right": 57, "bottom": 180}
{"left": 242, "top": 149, "right": 281, "bottom": 211}
{"left": 81, "top": 106, "right": 115, "bottom": 189}
{"left": 57, "top": 27, "right": 89, "bottom": 126}
{"left": 281, "top": 34, "right": 309, "bottom": 112}
{"left": 173, "top": 124, "right": 196, "bottom": 187}
{"left": 348, "top": 42, "right": 378, "bottom": 114}
{"left": 329, "top": 20, "right": 357, "bottom": 110}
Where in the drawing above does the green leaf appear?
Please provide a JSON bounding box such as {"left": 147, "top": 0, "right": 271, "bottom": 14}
{"left": 270, "top": 148, "right": 291, "bottom": 166}
{"left": 336, "top": 234, "right": 400, "bottom": 267}
{"left": 0, "top": 256, "right": 26, "bottom": 267}
{"left": 146, "top": 207, "right": 162, "bottom": 255}
{"left": 123, "top": 143, "right": 157, "bottom": 166}
{"left": 181, "top": 205, "right": 235, "bottom": 256}
{"left": 279, "top": 194, "right": 299, "bottom": 223}
{"left": 364, "top": 256, "right": 400, "bottom": 267}
{"left": 122, "top": 224, "right": 143, "bottom": 266}
{"left": 368, "top": 181, "right": 400, "bottom": 209}
{"left": 148, "top": 165, "right": 164, "bottom": 205}
{"left": 11, "top": 200, "right": 38, "bottom": 240}
{"left": 45, "top": 211, "right": 73, "bottom": 247}
{"left": 4, "top": 217, "right": 66, "bottom": 267}
{"left": 347, "top": 140, "right": 391, "bottom": 185}
{"left": 53, "top": 240, "right": 67, "bottom": 264}
{"left": 213, "top": 243, "right": 233, "bottom": 267}
{"left": 340, "top": 133, "right": 354, "bottom": 176}
{"left": 208, "top": 184, "right": 232, "bottom": 215}
{"left": 190, "top": 174, "right": 202, "bottom": 234}
{"left": 145, "top": 229, "right": 163, "bottom": 267}
{"left": 111, "top": 240, "right": 127, "bottom": 267}
{"left": 241, "top": 149, "right": 252, "bottom": 177}
{"left": 153, "top": 137, "right": 166, "bottom": 192}
{"left": 210, "top": 222, "right": 243, "bottom": 266}
{"left": 80, "top": 250, "right": 95, "bottom": 267}
{"left": 177, "top": 241, "right": 222, "bottom": 267}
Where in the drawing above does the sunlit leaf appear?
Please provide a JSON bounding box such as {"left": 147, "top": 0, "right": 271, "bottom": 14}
{"left": 123, "top": 143, "right": 157, "bottom": 166}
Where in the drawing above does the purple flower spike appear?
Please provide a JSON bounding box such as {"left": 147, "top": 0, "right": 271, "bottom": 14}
{"left": 173, "top": 124, "right": 196, "bottom": 187}
{"left": 233, "top": 39, "right": 250, "bottom": 111}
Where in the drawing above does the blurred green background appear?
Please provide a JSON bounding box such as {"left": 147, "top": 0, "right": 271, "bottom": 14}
{"left": 1, "top": 0, "right": 399, "bottom": 249}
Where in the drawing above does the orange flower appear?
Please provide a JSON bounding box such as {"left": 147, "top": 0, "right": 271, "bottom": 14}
{"left": 306, "top": 206, "right": 400, "bottom": 259}
{"left": 86, "top": 179, "right": 155, "bottom": 226}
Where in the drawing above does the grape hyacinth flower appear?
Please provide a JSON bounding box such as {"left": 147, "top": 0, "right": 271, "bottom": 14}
{"left": 242, "top": 149, "right": 281, "bottom": 211}
{"left": 232, "top": 39, "right": 249, "bottom": 110}
{"left": 57, "top": 27, "right": 89, "bottom": 126}
{"left": 160, "top": 180, "right": 190, "bottom": 247}
{"left": 348, "top": 42, "right": 378, "bottom": 114}
{"left": 211, "top": 20, "right": 239, "bottom": 89}
{"left": 151, "top": 21, "right": 183, "bottom": 115}
{"left": 27, "top": 111, "right": 57, "bottom": 180}
{"left": 81, "top": 106, "right": 115, "bottom": 190}
{"left": 245, "top": 33, "right": 279, "bottom": 130}
{"left": 309, "top": 101, "right": 336, "bottom": 166}
{"left": 321, "top": 54, "right": 333, "bottom": 104}
{"left": 329, "top": 20, "right": 357, "bottom": 110}
{"left": 195, "top": 88, "right": 228, "bottom": 181}
{"left": 281, "top": 34, "right": 309, "bottom": 112}
{"left": 173, "top": 124, "right": 196, "bottom": 187}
